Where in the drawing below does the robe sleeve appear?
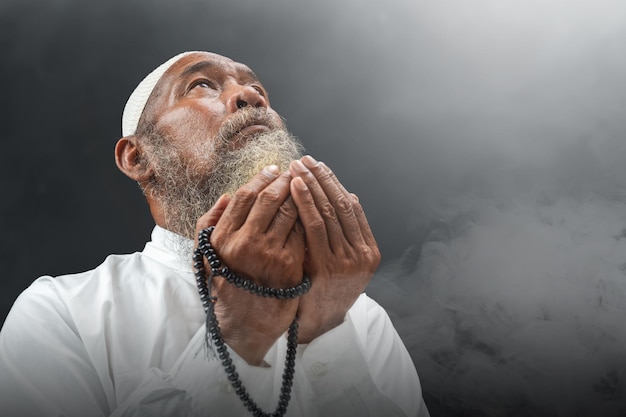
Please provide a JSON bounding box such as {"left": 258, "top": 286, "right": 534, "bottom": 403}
{"left": 297, "top": 293, "right": 430, "bottom": 417}
{"left": 0, "top": 279, "right": 112, "bottom": 417}
{"left": 0, "top": 279, "right": 196, "bottom": 417}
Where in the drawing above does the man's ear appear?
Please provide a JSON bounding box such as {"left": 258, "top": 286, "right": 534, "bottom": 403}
{"left": 115, "top": 136, "right": 153, "bottom": 182}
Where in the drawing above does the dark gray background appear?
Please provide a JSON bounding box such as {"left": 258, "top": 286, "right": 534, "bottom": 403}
{"left": 2, "top": 0, "right": 626, "bottom": 415}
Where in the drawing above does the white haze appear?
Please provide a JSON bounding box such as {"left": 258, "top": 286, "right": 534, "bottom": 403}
{"left": 362, "top": 0, "right": 626, "bottom": 415}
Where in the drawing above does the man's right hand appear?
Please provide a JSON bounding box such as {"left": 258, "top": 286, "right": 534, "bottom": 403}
{"left": 194, "top": 165, "right": 305, "bottom": 366}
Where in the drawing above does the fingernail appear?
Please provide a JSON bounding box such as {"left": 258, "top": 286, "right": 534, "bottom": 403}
{"left": 291, "top": 160, "right": 307, "bottom": 172}
{"left": 264, "top": 165, "right": 280, "bottom": 175}
{"left": 302, "top": 155, "right": 318, "bottom": 167}
{"left": 294, "top": 177, "right": 308, "bottom": 191}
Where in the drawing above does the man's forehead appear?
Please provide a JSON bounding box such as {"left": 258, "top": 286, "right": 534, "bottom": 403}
{"left": 165, "top": 52, "right": 259, "bottom": 82}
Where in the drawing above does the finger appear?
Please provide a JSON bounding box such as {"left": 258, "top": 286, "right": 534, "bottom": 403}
{"left": 302, "top": 156, "right": 351, "bottom": 196}
{"left": 244, "top": 171, "right": 293, "bottom": 234}
{"left": 349, "top": 193, "right": 378, "bottom": 248}
{"left": 290, "top": 176, "right": 330, "bottom": 257}
{"left": 300, "top": 156, "right": 362, "bottom": 247}
{"left": 290, "top": 160, "right": 345, "bottom": 252}
{"left": 217, "top": 165, "right": 281, "bottom": 231}
{"left": 284, "top": 221, "right": 305, "bottom": 252}
{"left": 194, "top": 194, "right": 231, "bottom": 244}
{"left": 303, "top": 157, "right": 362, "bottom": 243}
{"left": 266, "top": 196, "right": 300, "bottom": 245}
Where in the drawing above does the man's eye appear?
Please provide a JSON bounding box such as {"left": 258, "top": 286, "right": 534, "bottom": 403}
{"left": 191, "top": 80, "right": 215, "bottom": 90}
{"left": 251, "top": 85, "right": 266, "bottom": 96}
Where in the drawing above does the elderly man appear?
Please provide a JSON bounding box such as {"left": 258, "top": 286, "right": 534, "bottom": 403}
{"left": 0, "top": 51, "right": 429, "bottom": 417}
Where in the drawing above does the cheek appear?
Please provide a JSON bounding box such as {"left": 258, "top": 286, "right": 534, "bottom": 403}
{"left": 157, "top": 104, "right": 225, "bottom": 144}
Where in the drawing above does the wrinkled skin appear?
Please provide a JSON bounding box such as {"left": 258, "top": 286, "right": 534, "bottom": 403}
{"left": 195, "top": 167, "right": 305, "bottom": 365}
{"left": 195, "top": 156, "right": 380, "bottom": 363}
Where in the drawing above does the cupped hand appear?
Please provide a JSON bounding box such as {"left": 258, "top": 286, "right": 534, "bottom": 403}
{"left": 194, "top": 165, "right": 306, "bottom": 365}
{"left": 289, "top": 156, "right": 381, "bottom": 343}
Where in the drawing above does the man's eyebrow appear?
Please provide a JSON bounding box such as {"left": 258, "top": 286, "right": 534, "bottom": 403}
{"left": 177, "top": 61, "right": 215, "bottom": 80}
{"left": 177, "top": 61, "right": 260, "bottom": 82}
{"left": 234, "top": 64, "right": 260, "bottom": 82}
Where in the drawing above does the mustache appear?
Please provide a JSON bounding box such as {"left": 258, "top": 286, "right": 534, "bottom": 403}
{"left": 215, "top": 107, "right": 285, "bottom": 144}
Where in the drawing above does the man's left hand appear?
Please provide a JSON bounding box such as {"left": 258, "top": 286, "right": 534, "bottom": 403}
{"left": 289, "top": 156, "right": 381, "bottom": 343}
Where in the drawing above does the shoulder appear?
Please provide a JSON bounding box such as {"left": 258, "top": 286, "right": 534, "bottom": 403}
{"left": 5, "top": 248, "right": 185, "bottom": 327}
{"left": 29, "top": 249, "right": 194, "bottom": 314}
{"left": 4, "top": 253, "right": 141, "bottom": 324}
{"left": 27, "top": 252, "right": 143, "bottom": 297}
{"left": 1, "top": 249, "right": 202, "bottom": 366}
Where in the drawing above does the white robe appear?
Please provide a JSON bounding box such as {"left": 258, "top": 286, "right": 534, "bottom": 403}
{"left": 0, "top": 226, "right": 429, "bottom": 417}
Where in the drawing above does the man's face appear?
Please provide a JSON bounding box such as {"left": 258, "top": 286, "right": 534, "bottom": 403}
{"left": 137, "top": 52, "right": 303, "bottom": 238}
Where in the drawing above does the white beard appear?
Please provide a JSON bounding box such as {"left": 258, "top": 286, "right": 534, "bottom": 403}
{"left": 142, "top": 114, "right": 304, "bottom": 239}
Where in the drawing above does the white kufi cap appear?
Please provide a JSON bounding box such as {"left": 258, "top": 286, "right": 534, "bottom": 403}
{"left": 121, "top": 51, "right": 200, "bottom": 137}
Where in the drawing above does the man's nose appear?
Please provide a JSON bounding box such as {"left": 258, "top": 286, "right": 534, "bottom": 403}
{"left": 225, "top": 85, "right": 268, "bottom": 113}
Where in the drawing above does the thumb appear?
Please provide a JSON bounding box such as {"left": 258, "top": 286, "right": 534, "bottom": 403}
{"left": 194, "top": 194, "right": 231, "bottom": 242}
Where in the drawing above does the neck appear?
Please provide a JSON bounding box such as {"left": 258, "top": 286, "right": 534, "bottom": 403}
{"left": 157, "top": 225, "right": 195, "bottom": 261}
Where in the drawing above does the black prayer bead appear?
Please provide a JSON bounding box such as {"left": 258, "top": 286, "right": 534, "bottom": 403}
{"left": 193, "top": 226, "right": 299, "bottom": 417}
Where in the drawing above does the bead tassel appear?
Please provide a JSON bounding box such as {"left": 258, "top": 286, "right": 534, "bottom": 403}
{"left": 193, "top": 226, "right": 311, "bottom": 417}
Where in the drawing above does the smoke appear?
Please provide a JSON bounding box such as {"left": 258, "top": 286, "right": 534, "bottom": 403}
{"left": 2, "top": 0, "right": 626, "bottom": 415}
{"left": 363, "top": 1, "right": 626, "bottom": 415}
{"left": 371, "top": 168, "right": 626, "bottom": 415}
